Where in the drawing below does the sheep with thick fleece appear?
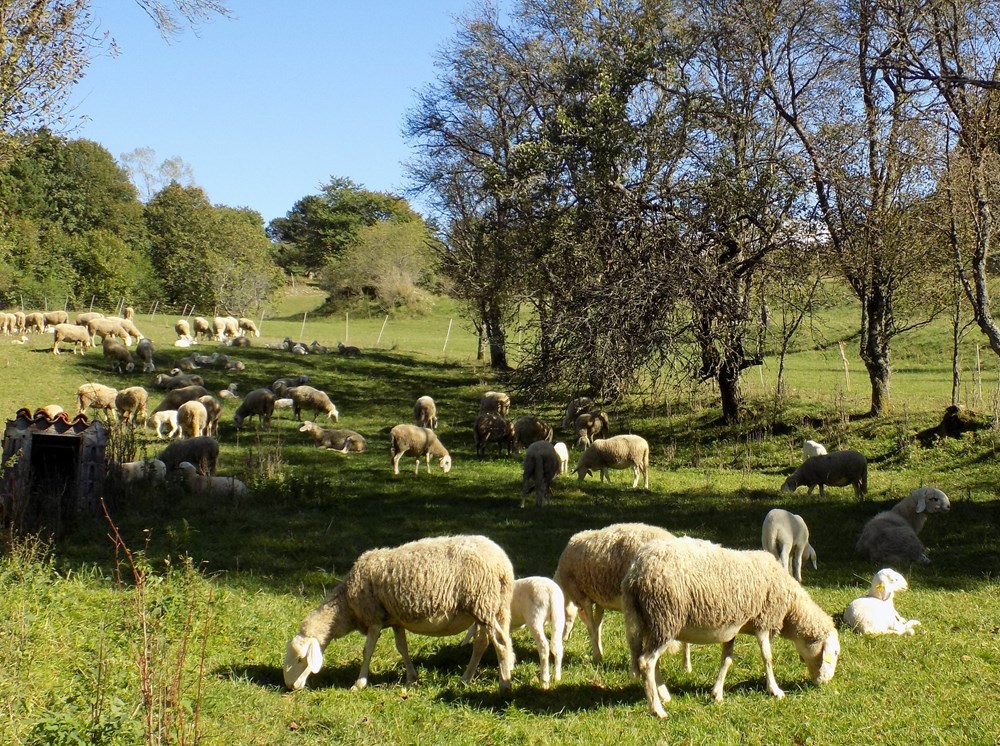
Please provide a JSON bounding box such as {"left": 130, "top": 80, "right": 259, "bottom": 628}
{"left": 116, "top": 458, "right": 166, "bottom": 484}
{"left": 237, "top": 317, "right": 260, "bottom": 337}
{"left": 561, "top": 396, "right": 595, "bottom": 428}
{"left": 177, "top": 400, "right": 208, "bottom": 438}
{"left": 24, "top": 312, "right": 45, "bottom": 334}
{"left": 554, "top": 523, "right": 676, "bottom": 664}
{"left": 174, "top": 319, "right": 193, "bottom": 342}
{"left": 77, "top": 383, "right": 118, "bottom": 421}
{"left": 156, "top": 436, "right": 218, "bottom": 475}
{"left": 87, "top": 317, "right": 132, "bottom": 346}
{"left": 474, "top": 412, "right": 515, "bottom": 457}
{"left": 153, "top": 372, "right": 204, "bottom": 390}
{"left": 513, "top": 416, "right": 553, "bottom": 450}
{"left": 198, "top": 395, "right": 222, "bottom": 437}
{"left": 42, "top": 310, "right": 69, "bottom": 328}
{"left": 622, "top": 538, "right": 840, "bottom": 717}
{"left": 192, "top": 316, "right": 212, "bottom": 340}
{"left": 389, "top": 424, "right": 452, "bottom": 475}
{"left": 479, "top": 390, "right": 511, "bottom": 417}
{"left": 286, "top": 385, "right": 339, "bottom": 422}
{"left": 781, "top": 450, "right": 868, "bottom": 498}
{"left": 413, "top": 395, "right": 438, "bottom": 429}
{"left": 761, "top": 509, "right": 817, "bottom": 582}
{"left": 855, "top": 487, "right": 951, "bottom": 565}
{"left": 149, "top": 410, "right": 181, "bottom": 439}
{"left": 233, "top": 388, "right": 276, "bottom": 428}
{"left": 51, "top": 323, "right": 93, "bottom": 355}
{"left": 298, "top": 421, "right": 367, "bottom": 452}
{"left": 114, "top": 387, "right": 148, "bottom": 427}
{"left": 283, "top": 535, "right": 515, "bottom": 692}
{"left": 174, "top": 461, "right": 248, "bottom": 499}
{"left": 843, "top": 568, "right": 920, "bottom": 635}
{"left": 521, "top": 440, "right": 561, "bottom": 508}
{"left": 75, "top": 311, "right": 103, "bottom": 326}
{"left": 573, "top": 410, "right": 610, "bottom": 449}
{"left": 103, "top": 337, "right": 135, "bottom": 373}
{"left": 151, "top": 385, "right": 211, "bottom": 415}
{"left": 106, "top": 315, "right": 144, "bottom": 341}
{"left": 802, "top": 439, "right": 827, "bottom": 459}
{"left": 553, "top": 441, "right": 569, "bottom": 474}
{"left": 271, "top": 375, "right": 309, "bottom": 394}
{"left": 575, "top": 434, "right": 649, "bottom": 489}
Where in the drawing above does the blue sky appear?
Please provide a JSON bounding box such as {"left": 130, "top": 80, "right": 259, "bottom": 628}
{"left": 70, "top": 1, "right": 478, "bottom": 224}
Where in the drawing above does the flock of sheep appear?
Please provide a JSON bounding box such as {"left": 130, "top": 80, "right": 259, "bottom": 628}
{"left": 10, "top": 308, "right": 954, "bottom": 716}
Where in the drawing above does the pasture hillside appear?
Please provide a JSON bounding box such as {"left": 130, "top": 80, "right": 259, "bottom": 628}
{"left": 0, "top": 293, "right": 997, "bottom": 745}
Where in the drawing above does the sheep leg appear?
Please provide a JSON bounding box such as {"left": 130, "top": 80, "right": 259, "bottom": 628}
{"left": 485, "top": 621, "right": 514, "bottom": 692}
{"left": 526, "top": 618, "right": 551, "bottom": 689}
{"left": 638, "top": 643, "right": 671, "bottom": 718}
{"left": 461, "top": 625, "right": 490, "bottom": 685}
{"left": 591, "top": 605, "right": 606, "bottom": 662}
{"left": 550, "top": 626, "right": 563, "bottom": 683}
{"left": 792, "top": 547, "right": 804, "bottom": 582}
{"left": 392, "top": 627, "right": 419, "bottom": 684}
{"left": 631, "top": 465, "right": 640, "bottom": 489}
{"left": 563, "top": 601, "right": 578, "bottom": 641}
{"left": 682, "top": 642, "right": 692, "bottom": 673}
{"left": 779, "top": 545, "right": 791, "bottom": 577}
{"left": 755, "top": 631, "right": 784, "bottom": 699}
{"left": 710, "top": 639, "right": 736, "bottom": 702}
{"left": 352, "top": 625, "right": 384, "bottom": 691}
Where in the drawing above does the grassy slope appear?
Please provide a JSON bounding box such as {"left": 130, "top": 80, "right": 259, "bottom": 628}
{"left": 1, "top": 288, "right": 998, "bottom": 745}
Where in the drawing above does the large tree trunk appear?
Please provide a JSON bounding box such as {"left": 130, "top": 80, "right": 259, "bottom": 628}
{"left": 859, "top": 287, "right": 892, "bottom": 417}
{"left": 718, "top": 358, "right": 743, "bottom": 425}
{"left": 483, "top": 303, "right": 510, "bottom": 370}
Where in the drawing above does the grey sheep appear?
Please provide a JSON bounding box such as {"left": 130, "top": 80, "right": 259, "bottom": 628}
{"left": 286, "top": 385, "right": 339, "bottom": 422}
{"left": 151, "top": 385, "right": 211, "bottom": 415}
{"left": 574, "top": 434, "right": 650, "bottom": 489}
{"left": 233, "top": 387, "right": 276, "bottom": 428}
{"left": 473, "top": 412, "right": 515, "bottom": 457}
{"left": 114, "top": 386, "right": 149, "bottom": 427}
{"left": 337, "top": 341, "right": 360, "bottom": 356}
{"left": 389, "top": 424, "right": 452, "bottom": 475}
{"left": 573, "top": 410, "right": 610, "bottom": 449}
{"left": 622, "top": 538, "right": 840, "bottom": 717}
{"left": 298, "top": 421, "right": 367, "bottom": 452}
{"left": 283, "top": 535, "right": 515, "bottom": 692}
{"left": 271, "top": 375, "right": 309, "bottom": 395}
{"left": 561, "top": 396, "right": 595, "bottom": 428}
{"left": 156, "top": 435, "right": 219, "bottom": 475}
{"left": 856, "top": 487, "right": 951, "bottom": 565}
{"left": 780, "top": 450, "right": 868, "bottom": 498}
{"left": 413, "top": 395, "right": 438, "bottom": 429}
{"left": 136, "top": 338, "right": 155, "bottom": 373}
{"left": 152, "top": 372, "right": 204, "bottom": 390}
{"left": 521, "top": 440, "right": 561, "bottom": 508}
{"left": 513, "top": 416, "right": 554, "bottom": 450}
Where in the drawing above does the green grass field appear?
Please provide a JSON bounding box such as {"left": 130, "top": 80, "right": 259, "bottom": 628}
{"left": 1, "top": 288, "right": 998, "bottom": 745}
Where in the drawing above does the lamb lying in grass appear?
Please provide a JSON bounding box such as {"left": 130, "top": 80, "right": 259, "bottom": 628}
{"left": 843, "top": 568, "right": 920, "bottom": 636}
{"left": 298, "top": 421, "right": 367, "bottom": 452}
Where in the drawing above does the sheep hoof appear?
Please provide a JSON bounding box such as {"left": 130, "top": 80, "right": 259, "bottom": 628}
{"left": 711, "top": 688, "right": 724, "bottom": 703}
{"left": 350, "top": 679, "right": 368, "bottom": 692}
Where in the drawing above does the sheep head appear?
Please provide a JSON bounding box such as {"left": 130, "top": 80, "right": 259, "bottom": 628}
{"left": 870, "top": 568, "right": 908, "bottom": 601}
{"left": 439, "top": 454, "right": 453, "bottom": 473}
{"left": 796, "top": 629, "right": 840, "bottom": 686}
{"left": 911, "top": 487, "right": 950, "bottom": 515}
{"left": 283, "top": 635, "right": 323, "bottom": 690}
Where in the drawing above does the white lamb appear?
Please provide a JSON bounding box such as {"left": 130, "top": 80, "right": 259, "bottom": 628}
{"left": 622, "top": 538, "right": 840, "bottom": 717}
{"left": 174, "top": 461, "right": 248, "bottom": 499}
{"left": 574, "top": 434, "right": 650, "bottom": 489}
{"left": 802, "top": 439, "right": 828, "bottom": 459}
{"left": 283, "top": 535, "right": 515, "bottom": 692}
{"left": 149, "top": 410, "right": 181, "bottom": 439}
{"left": 856, "top": 487, "right": 951, "bottom": 565}
{"left": 116, "top": 458, "right": 167, "bottom": 484}
{"left": 843, "top": 568, "right": 920, "bottom": 636}
{"left": 553, "top": 441, "right": 569, "bottom": 475}
{"left": 761, "top": 508, "right": 817, "bottom": 582}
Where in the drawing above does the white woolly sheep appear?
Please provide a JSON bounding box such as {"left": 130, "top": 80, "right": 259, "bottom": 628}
{"left": 14, "top": 310, "right": 25, "bottom": 333}
{"left": 237, "top": 317, "right": 260, "bottom": 337}
{"left": 123, "top": 306, "right": 134, "bottom": 321}
{"left": 513, "top": 415, "right": 554, "bottom": 451}
{"left": 843, "top": 568, "right": 920, "bottom": 635}
{"left": 51, "top": 323, "right": 93, "bottom": 355}
{"left": 298, "top": 421, "right": 367, "bottom": 452}
{"left": 413, "top": 395, "right": 438, "bottom": 429}
{"left": 561, "top": 396, "right": 596, "bottom": 428}
{"left": 573, "top": 410, "right": 610, "bottom": 449}
{"left": 106, "top": 315, "right": 144, "bottom": 341}
{"left": 233, "top": 387, "right": 276, "bottom": 428}
{"left": 197, "top": 395, "right": 222, "bottom": 437}
{"left": 212, "top": 315, "right": 240, "bottom": 341}
{"left": 337, "top": 341, "right": 360, "bottom": 356}
{"left": 114, "top": 387, "right": 149, "bottom": 427}
{"left": 855, "top": 487, "right": 951, "bottom": 565}
{"left": 42, "top": 310, "right": 69, "bottom": 328}
{"left": 115, "top": 458, "right": 166, "bottom": 485}
{"left": 802, "top": 439, "right": 828, "bottom": 459}
{"left": 156, "top": 436, "right": 219, "bottom": 475}
{"left": 217, "top": 383, "right": 239, "bottom": 400}
{"left": 87, "top": 317, "right": 132, "bottom": 346}
{"left": 177, "top": 400, "right": 208, "bottom": 438}
{"left": 136, "top": 338, "right": 155, "bottom": 373}
{"left": 479, "top": 390, "right": 511, "bottom": 417}
{"left": 389, "top": 424, "right": 452, "bottom": 475}
{"left": 781, "top": 449, "right": 868, "bottom": 498}
{"left": 192, "top": 316, "right": 212, "bottom": 340}
{"left": 174, "top": 461, "right": 248, "bottom": 499}
{"left": 103, "top": 337, "right": 135, "bottom": 373}
{"left": 151, "top": 385, "right": 211, "bottom": 415}
{"left": 77, "top": 383, "right": 118, "bottom": 421}
{"left": 283, "top": 534, "right": 515, "bottom": 692}
{"left": 474, "top": 412, "right": 515, "bottom": 457}
{"left": 24, "top": 312, "right": 45, "bottom": 334}
{"left": 575, "top": 434, "right": 649, "bottom": 489}
{"left": 521, "top": 440, "right": 561, "bottom": 508}
{"left": 149, "top": 410, "right": 181, "bottom": 439}
{"left": 286, "top": 385, "right": 339, "bottom": 422}
{"left": 761, "top": 508, "right": 817, "bottom": 582}
{"left": 622, "top": 538, "right": 840, "bottom": 717}
{"left": 174, "top": 318, "right": 193, "bottom": 342}
{"left": 553, "top": 441, "right": 569, "bottom": 475}
{"left": 75, "top": 311, "right": 103, "bottom": 326}
{"left": 272, "top": 397, "right": 294, "bottom": 416}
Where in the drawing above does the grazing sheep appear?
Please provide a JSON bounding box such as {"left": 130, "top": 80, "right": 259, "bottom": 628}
{"left": 622, "top": 538, "right": 840, "bottom": 717}
{"left": 298, "top": 421, "right": 367, "bottom": 452}
{"left": 389, "top": 424, "right": 452, "bottom": 475}
{"left": 271, "top": 375, "right": 309, "bottom": 394}
{"left": 174, "top": 319, "right": 193, "bottom": 342}
{"left": 575, "top": 434, "right": 649, "bottom": 489}
{"left": 513, "top": 416, "right": 554, "bottom": 450}
{"left": 103, "top": 337, "right": 135, "bottom": 373}
{"left": 561, "top": 396, "right": 596, "bottom": 428}
{"left": 286, "top": 385, "right": 339, "bottom": 422}
{"left": 151, "top": 385, "right": 211, "bottom": 415}
{"left": 77, "top": 383, "right": 118, "bottom": 421}
{"left": 106, "top": 315, "right": 144, "bottom": 341}
{"left": 521, "top": 440, "right": 561, "bottom": 508}
{"left": 781, "top": 450, "right": 868, "bottom": 498}
{"left": 237, "top": 317, "right": 260, "bottom": 337}
{"left": 479, "top": 390, "right": 511, "bottom": 418}
{"left": 156, "top": 436, "right": 219, "bottom": 475}
{"left": 174, "top": 460, "right": 248, "bottom": 499}
{"left": 233, "top": 387, "right": 276, "bottom": 428}
{"left": 149, "top": 410, "right": 181, "bottom": 439}
{"left": 413, "top": 395, "right": 438, "bottom": 429}
{"left": 843, "top": 568, "right": 920, "bottom": 636}
{"left": 573, "top": 410, "right": 610, "bottom": 449}
{"left": 212, "top": 315, "right": 240, "bottom": 341}
{"left": 855, "top": 487, "right": 951, "bottom": 565}
{"left": 42, "top": 310, "right": 69, "bottom": 328}
{"left": 135, "top": 338, "right": 155, "bottom": 373}
{"left": 283, "top": 535, "right": 515, "bottom": 692}
{"left": 802, "top": 439, "right": 828, "bottom": 459}
{"left": 115, "top": 458, "right": 166, "bottom": 484}
{"left": 75, "top": 311, "right": 103, "bottom": 326}
{"left": 337, "top": 341, "right": 360, "bottom": 356}
{"left": 51, "top": 323, "right": 93, "bottom": 355}
{"left": 192, "top": 316, "right": 212, "bottom": 340}
{"left": 14, "top": 310, "right": 25, "bottom": 333}
{"left": 152, "top": 372, "right": 204, "bottom": 390}
{"left": 474, "top": 412, "right": 515, "bottom": 457}
{"left": 114, "top": 387, "right": 149, "bottom": 427}
{"left": 761, "top": 509, "right": 817, "bottom": 582}
{"left": 177, "top": 400, "right": 208, "bottom": 438}
{"left": 86, "top": 317, "right": 132, "bottom": 346}
{"left": 197, "top": 395, "right": 222, "bottom": 437}
{"left": 554, "top": 523, "right": 676, "bottom": 664}
{"left": 553, "top": 441, "right": 570, "bottom": 475}
{"left": 24, "top": 312, "right": 46, "bottom": 334}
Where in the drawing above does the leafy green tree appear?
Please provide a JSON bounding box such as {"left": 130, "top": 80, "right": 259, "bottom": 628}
{"left": 207, "top": 206, "right": 283, "bottom": 313}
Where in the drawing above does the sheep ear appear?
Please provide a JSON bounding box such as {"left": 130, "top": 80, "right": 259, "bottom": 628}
{"left": 306, "top": 637, "right": 324, "bottom": 674}
{"left": 915, "top": 495, "right": 926, "bottom": 513}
